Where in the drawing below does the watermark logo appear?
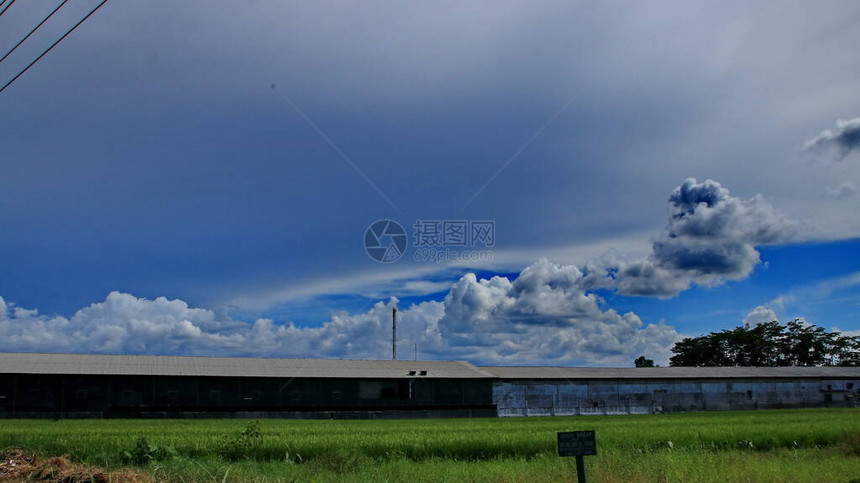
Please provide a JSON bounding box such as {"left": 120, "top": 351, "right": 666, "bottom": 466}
{"left": 366, "top": 219, "right": 495, "bottom": 263}
{"left": 413, "top": 219, "right": 495, "bottom": 263}
{"left": 414, "top": 220, "right": 495, "bottom": 248}
{"left": 364, "top": 219, "right": 408, "bottom": 263}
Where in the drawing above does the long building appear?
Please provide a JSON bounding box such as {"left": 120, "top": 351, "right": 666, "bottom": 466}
{"left": 1, "top": 353, "right": 858, "bottom": 418}
{"left": 484, "top": 365, "right": 860, "bottom": 416}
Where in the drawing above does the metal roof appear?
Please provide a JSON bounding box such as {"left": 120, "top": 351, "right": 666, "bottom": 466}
{"left": 0, "top": 353, "right": 495, "bottom": 379}
{"left": 1, "top": 353, "right": 858, "bottom": 380}
{"left": 481, "top": 365, "right": 860, "bottom": 380}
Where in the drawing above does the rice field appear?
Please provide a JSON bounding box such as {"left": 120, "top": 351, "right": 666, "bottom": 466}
{"left": 1, "top": 408, "right": 858, "bottom": 482}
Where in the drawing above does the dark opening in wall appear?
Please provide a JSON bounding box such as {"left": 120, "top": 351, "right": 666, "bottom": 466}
{"left": 359, "top": 381, "right": 383, "bottom": 399}
{"left": 119, "top": 389, "right": 138, "bottom": 405}
{"left": 397, "top": 380, "right": 410, "bottom": 399}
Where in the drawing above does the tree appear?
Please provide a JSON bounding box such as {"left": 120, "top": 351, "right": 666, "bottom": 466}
{"left": 634, "top": 356, "right": 655, "bottom": 367}
{"left": 669, "top": 319, "right": 860, "bottom": 367}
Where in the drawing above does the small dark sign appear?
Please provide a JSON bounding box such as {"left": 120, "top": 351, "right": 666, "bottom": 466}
{"left": 557, "top": 430, "right": 597, "bottom": 457}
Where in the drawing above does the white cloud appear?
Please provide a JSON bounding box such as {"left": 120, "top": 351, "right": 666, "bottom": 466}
{"left": 218, "top": 230, "right": 655, "bottom": 313}
{"left": 770, "top": 271, "right": 860, "bottom": 313}
{"left": 0, "top": 263, "right": 683, "bottom": 366}
{"left": 435, "top": 261, "right": 681, "bottom": 365}
{"left": 224, "top": 264, "right": 453, "bottom": 310}
{"left": 836, "top": 328, "right": 860, "bottom": 338}
{"left": 0, "top": 292, "right": 249, "bottom": 355}
{"left": 769, "top": 295, "right": 793, "bottom": 310}
{"left": 825, "top": 181, "right": 856, "bottom": 200}
{"left": 400, "top": 280, "right": 454, "bottom": 295}
{"left": 743, "top": 305, "right": 778, "bottom": 327}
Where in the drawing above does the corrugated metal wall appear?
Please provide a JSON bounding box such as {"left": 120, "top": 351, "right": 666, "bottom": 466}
{"left": 0, "top": 375, "right": 494, "bottom": 418}
{"left": 493, "top": 378, "right": 860, "bottom": 416}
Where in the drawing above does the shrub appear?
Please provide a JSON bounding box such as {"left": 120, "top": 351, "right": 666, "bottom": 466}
{"left": 120, "top": 437, "right": 178, "bottom": 466}
{"left": 220, "top": 420, "right": 264, "bottom": 461}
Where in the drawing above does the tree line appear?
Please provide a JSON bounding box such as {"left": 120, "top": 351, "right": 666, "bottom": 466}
{"left": 637, "top": 320, "right": 860, "bottom": 367}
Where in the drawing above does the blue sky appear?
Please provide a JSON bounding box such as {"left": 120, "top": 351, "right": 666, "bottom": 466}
{"left": 1, "top": 1, "right": 859, "bottom": 365}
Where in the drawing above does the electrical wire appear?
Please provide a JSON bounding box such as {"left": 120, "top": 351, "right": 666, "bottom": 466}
{"left": 0, "top": 0, "right": 108, "bottom": 94}
{"left": 0, "top": 0, "right": 71, "bottom": 64}
{"left": 0, "top": 0, "right": 17, "bottom": 17}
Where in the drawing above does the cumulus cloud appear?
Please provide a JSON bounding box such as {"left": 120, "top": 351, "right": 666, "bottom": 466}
{"left": 0, "top": 291, "right": 400, "bottom": 358}
{"left": 825, "top": 181, "right": 856, "bottom": 200}
{"left": 436, "top": 261, "right": 680, "bottom": 364}
{"left": 614, "top": 259, "right": 693, "bottom": 298}
{"left": 617, "top": 178, "right": 795, "bottom": 297}
{"left": 0, "top": 272, "right": 682, "bottom": 366}
{"left": 743, "top": 305, "right": 778, "bottom": 327}
{"left": 804, "top": 118, "right": 860, "bottom": 161}
{"left": 0, "top": 292, "right": 244, "bottom": 355}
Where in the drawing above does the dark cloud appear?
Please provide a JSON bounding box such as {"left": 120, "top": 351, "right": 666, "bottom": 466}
{"left": 804, "top": 118, "right": 860, "bottom": 161}
{"left": 617, "top": 178, "right": 795, "bottom": 297}
{"left": 614, "top": 259, "right": 691, "bottom": 298}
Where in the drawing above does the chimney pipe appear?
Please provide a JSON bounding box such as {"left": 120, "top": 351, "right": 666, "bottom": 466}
{"left": 392, "top": 307, "right": 397, "bottom": 360}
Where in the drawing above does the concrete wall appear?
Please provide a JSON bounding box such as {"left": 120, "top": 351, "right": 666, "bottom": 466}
{"left": 493, "top": 378, "right": 860, "bottom": 416}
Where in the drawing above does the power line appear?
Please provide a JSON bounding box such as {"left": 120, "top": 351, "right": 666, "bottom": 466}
{"left": 0, "top": 0, "right": 108, "bottom": 94}
{"left": 1, "top": 0, "right": 71, "bottom": 64}
{"left": 0, "top": 0, "right": 16, "bottom": 17}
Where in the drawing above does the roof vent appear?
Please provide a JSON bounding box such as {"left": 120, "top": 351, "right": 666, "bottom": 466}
{"left": 408, "top": 370, "right": 416, "bottom": 376}
{"left": 419, "top": 370, "right": 428, "bottom": 376}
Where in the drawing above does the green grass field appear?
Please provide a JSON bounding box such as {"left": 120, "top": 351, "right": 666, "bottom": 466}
{"left": 1, "top": 408, "right": 858, "bottom": 482}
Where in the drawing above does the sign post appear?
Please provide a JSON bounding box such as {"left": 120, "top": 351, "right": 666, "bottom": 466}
{"left": 557, "top": 430, "right": 596, "bottom": 483}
